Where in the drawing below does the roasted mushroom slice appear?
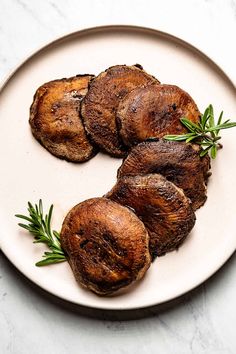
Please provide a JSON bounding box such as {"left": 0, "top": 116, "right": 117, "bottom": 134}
{"left": 106, "top": 174, "right": 196, "bottom": 259}
{"left": 118, "top": 139, "right": 211, "bottom": 210}
{"left": 117, "top": 84, "right": 201, "bottom": 147}
{"left": 60, "top": 198, "right": 151, "bottom": 295}
{"left": 81, "top": 64, "right": 158, "bottom": 157}
{"left": 29, "top": 75, "right": 97, "bottom": 162}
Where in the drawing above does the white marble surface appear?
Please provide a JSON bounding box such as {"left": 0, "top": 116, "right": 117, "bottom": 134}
{"left": 0, "top": 0, "right": 236, "bottom": 353}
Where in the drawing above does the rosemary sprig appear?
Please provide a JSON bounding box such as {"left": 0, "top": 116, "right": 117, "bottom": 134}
{"left": 15, "top": 200, "right": 66, "bottom": 266}
{"left": 164, "top": 104, "right": 236, "bottom": 159}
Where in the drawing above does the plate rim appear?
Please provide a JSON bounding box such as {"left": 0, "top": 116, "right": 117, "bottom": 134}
{"left": 0, "top": 24, "right": 235, "bottom": 310}
{"left": 1, "top": 24, "right": 235, "bottom": 92}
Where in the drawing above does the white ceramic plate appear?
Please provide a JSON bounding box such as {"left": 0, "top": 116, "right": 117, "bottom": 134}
{"left": 0, "top": 25, "right": 235, "bottom": 310}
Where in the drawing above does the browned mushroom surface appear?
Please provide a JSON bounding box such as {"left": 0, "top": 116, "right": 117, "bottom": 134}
{"left": 60, "top": 197, "right": 151, "bottom": 295}
{"left": 106, "top": 174, "right": 196, "bottom": 259}
{"left": 118, "top": 139, "right": 211, "bottom": 210}
{"left": 81, "top": 65, "right": 158, "bottom": 157}
{"left": 117, "top": 84, "right": 201, "bottom": 147}
{"left": 29, "top": 75, "right": 97, "bottom": 162}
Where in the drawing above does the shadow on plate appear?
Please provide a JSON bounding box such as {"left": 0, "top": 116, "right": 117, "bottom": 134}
{"left": 1, "top": 250, "right": 235, "bottom": 321}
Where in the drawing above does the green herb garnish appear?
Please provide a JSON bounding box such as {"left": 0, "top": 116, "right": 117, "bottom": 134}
{"left": 15, "top": 200, "right": 66, "bottom": 266}
{"left": 164, "top": 104, "right": 236, "bottom": 159}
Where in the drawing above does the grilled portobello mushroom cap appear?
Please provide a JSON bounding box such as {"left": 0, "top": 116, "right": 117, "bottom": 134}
{"left": 106, "top": 174, "right": 196, "bottom": 259}
{"left": 81, "top": 65, "right": 158, "bottom": 157}
{"left": 118, "top": 139, "right": 211, "bottom": 210}
{"left": 60, "top": 197, "right": 151, "bottom": 295}
{"left": 117, "top": 84, "right": 201, "bottom": 147}
{"left": 29, "top": 75, "right": 97, "bottom": 162}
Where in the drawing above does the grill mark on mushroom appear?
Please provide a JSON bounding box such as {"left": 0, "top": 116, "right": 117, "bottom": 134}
{"left": 81, "top": 65, "right": 158, "bottom": 157}
{"left": 106, "top": 174, "right": 196, "bottom": 259}
{"left": 117, "top": 84, "right": 201, "bottom": 147}
{"left": 29, "top": 75, "right": 97, "bottom": 162}
{"left": 60, "top": 197, "right": 151, "bottom": 295}
{"left": 118, "top": 139, "right": 211, "bottom": 210}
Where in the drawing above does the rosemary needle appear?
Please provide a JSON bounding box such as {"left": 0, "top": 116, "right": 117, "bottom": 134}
{"left": 15, "top": 200, "right": 66, "bottom": 266}
{"left": 164, "top": 104, "right": 236, "bottom": 159}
